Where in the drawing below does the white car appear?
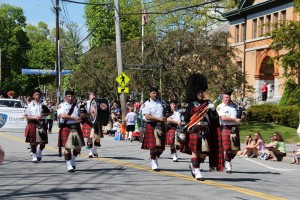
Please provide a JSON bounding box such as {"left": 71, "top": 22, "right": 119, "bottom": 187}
{"left": 0, "top": 98, "right": 24, "bottom": 108}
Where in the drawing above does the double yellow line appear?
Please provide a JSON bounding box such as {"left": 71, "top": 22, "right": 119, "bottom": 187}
{"left": 0, "top": 132, "right": 286, "bottom": 200}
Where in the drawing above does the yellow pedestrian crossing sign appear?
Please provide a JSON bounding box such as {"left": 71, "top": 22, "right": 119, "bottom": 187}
{"left": 118, "top": 86, "right": 129, "bottom": 93}
{"left": 116, "top": 72, "right": 130, "bottom": 86}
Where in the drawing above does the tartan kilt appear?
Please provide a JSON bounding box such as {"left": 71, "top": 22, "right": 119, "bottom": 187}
{"left": 141, "top": 124, "right": 165, "bottom": 150}
{"left": 58, "top": 124, "right": 85, "bottom": 147}
{"left": 82, "top": 121, "right": 92, "bottom": 138}
{"left": 165, "top": 126, "right": 176, "bottom": 146}
{"left": 25, "top": 123, "right": 48, "bottom": 145}
{"left": 180, "top": 126, "right": 207, "bottom": 155}
{"left": 221, "top": 126, "right": 240, "bottom": 151}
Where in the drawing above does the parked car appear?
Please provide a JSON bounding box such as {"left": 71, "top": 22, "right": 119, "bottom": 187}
{"left": 0, "top": 99, "right": 23, "bottom": 108}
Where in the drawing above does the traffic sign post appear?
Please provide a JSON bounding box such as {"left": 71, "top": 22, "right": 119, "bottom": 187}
{"left": 116, "top": 72, "right": 130, "bottom": 87}
{"left": 118, "top": 86, "right": 129, "bottom": 93}
{"left": 116, "top": 72, "right": 130, "bottom": 94}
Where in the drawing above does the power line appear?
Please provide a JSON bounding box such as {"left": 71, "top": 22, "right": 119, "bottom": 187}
{"left": 61, "top": 0, "right": 111, "bottom": 6}
{"left": 122, "top": 0, "right": 222, "bottom": 16}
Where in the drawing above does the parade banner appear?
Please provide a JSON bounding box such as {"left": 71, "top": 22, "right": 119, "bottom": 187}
{"left": 0, "top": 107, "right": 27, "bottom": 129}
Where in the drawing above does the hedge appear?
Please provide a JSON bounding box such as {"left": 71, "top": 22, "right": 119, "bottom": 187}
{"left": 247, "top": 104, "right": 300, "bottom": 128}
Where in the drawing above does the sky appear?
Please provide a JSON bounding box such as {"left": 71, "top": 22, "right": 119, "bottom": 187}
{"left": 1, "top": 0, "right": 88, "bottom": 46}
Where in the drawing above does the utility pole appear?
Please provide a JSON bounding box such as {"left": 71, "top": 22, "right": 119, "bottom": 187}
{"left": 0, "top": 48, "right": 1, "bottom": 88}
{"left": 55, "top": 0, "right": 61, "bottom": 104}
{"left": 114, "top": 0, "right": 126, "bottom": 122}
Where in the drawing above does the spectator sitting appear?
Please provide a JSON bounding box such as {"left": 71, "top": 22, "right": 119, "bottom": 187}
{"left": 290, "top": 142, "right": 300, "bottom": 164}
{"left": 238, "top": 134, "right": 255, "bottom": 158}
{"left": 265, "top": 132, "right": 287, "bottom": 161}
{"left": 245, "top": 132, "right": 268, "bottom": 159}
{"left": 107, "top": 117, "right": 121, "bottom": 136}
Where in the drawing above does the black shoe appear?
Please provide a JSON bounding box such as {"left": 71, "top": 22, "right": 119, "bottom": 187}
{"left": 226, "top": 170, "right": 232, "bottom": 174}
{"left": 37, "top": 157, "right": 42, "bottom": 162}
{"left": 68, "top": 169, "right": 75, "bottom": 173}
{"left": 72, "top": 166, "right": 76, "bottom": 170}
{"left": 93, "top": 154, "right": 98, "bottom": 157}
{"left": 196, "top": 177, "right": 205, "bottom": 181}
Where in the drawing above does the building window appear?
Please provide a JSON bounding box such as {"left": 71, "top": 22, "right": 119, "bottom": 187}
{"left": 253, "top": 19, "right": 257, "bottom": 38}
{"left": 237, "top": 61, "right": 243, "bottom": 71}
{"left": 235, "top": 25, "right": 240, "bottom": 43}
{"left": 259, "top": 17, "right": 264, "bottom": 36}
{"left": 281, "top": 10, "right": 286, "bottom": 25}
{"left": 241, "top": 23, "right": 245, "bottom": 41}
{"left": 274, "top": 12, "right": 278, "bottom": 30}
{"left": 266, "top": 15, "right": 271, "bottom": 33}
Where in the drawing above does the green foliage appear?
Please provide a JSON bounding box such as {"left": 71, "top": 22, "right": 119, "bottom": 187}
{"left": 276, "top": 106, "right": 300, "bottom": 128}
{"left": 247, "top": 104, "right": 279, "bottom": 122}
{"left": 84, "top": 0, "right": 141, "bottom": 47}
{"left": 247, "top": 104, "right": 300, "bottom": 129}
{"left": 0, "top": 4, "right": 31, "bottom": 95}
{"left": 279, "top": 79, "right": 300, "bottom": 106}
{"left": 269, "top": 20, "right": 300, "bottom": 84}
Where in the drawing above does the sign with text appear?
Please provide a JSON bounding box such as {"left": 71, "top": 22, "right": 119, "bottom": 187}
{"left": 22, "top": 69, "right": 72, "bottom": 75}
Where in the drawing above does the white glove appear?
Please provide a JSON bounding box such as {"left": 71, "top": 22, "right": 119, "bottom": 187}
{"left": 208, "top": 103, "right": 215, "bottom": 111}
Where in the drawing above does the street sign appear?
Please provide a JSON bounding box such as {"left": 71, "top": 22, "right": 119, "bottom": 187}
{"left": 118, "top": 86, "right": 129, "bottom": 93}
{"left": 22, "top": 69, "right": 72, "bottom": 75}
{"left": 116, "top": 72, "right": 130, "bottom": 86}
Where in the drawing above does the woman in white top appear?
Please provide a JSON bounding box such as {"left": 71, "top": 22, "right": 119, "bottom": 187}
{"left": 125, "top": 107, "right": 137, "bottom": 142}
{"left": 245, "top": 132, "right": 267, "bottom": 159}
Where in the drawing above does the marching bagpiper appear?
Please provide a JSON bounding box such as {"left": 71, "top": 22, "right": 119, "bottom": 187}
{"left": 141, "top": 86, "right": 169, "bottom": 171}
{"left": 57, "top": 90, "right": 85, "bottom": 172}
{"left": 165, "top": 99, "right": 181, "bottom": 162}
{"left": 180, "top": 73, "right": 222, "bottom": 181}
{"left": 24, "top": 88, "right": 50, "bottom": 163}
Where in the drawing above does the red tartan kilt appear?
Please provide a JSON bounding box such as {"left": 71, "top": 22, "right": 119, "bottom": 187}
{"left": 165, "top": 127, "right": 176, "bottom": 145}
{"left": 58, "top": 125, "right": 85, "bottom": 147}
{"left": 141, "top": 124, "right": 165, "bottom": 150}
{"left": 82, "top": 122, "right": 92, "bottom": 138}
{"left": 221, "top": 127, "right": 240, "bottom": 151}
{"left": 180, "top": 127, "right": 206, "bottom": 155}
{"left": 25, "top": 123, "right": 48, "bottom": 144}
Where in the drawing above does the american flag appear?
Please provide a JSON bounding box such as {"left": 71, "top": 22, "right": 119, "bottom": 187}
{"left": 142, "top": 9, "right": 147, "bottom": 26}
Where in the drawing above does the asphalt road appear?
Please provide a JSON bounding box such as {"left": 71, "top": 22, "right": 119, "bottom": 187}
{"left": 0, "top": 126, "right": 299, "bottom": 200}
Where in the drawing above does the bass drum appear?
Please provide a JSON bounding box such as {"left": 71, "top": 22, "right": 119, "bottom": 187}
{"left": 89, "top": 98, "right": 98, "bottom": 125}
{"left": 96, "top": 98, "right": 110, "bottom": 126}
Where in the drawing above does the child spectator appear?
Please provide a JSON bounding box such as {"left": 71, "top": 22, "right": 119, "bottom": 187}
{"left": 290, "top": 142, "right": 300, "bottom": 164}
{"left": 107, "top": 117, "right": 121, "bottom": 136}
{"left": 238, "top": 134, "right": 254, "bottom": 158}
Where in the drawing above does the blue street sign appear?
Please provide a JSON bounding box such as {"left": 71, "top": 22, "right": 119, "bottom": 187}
{"left": 21, "top": 69, "right": 72, "bottom": 75}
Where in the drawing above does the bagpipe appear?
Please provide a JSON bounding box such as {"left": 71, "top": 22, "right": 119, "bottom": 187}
{"left": 89, "top": 98, "right": 110, "bottom": 126}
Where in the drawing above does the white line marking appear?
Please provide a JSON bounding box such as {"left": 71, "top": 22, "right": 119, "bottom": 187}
{"left": 243, "top": 158, "right": 300, "bottom": 172}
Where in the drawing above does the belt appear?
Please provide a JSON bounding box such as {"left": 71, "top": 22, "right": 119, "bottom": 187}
{"left": 196, "top": 121, "right": 208, "bottom": 126}
{"left": 221, "top": 125, "right": 237, "bottom": 129}
{"left": 146, "top": 121, "right": 162, "bottom": 126}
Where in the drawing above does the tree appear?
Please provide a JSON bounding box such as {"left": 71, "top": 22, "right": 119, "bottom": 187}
{"left": 269, "top": 20, "right": 300, "bottom": 85}
{"left": 74, "top": 29, "right": 248, "bottom": 101}
{"left": 25, "top": 22, "right": 56, "bottom": 89}
{"left": 141, "top": 0, "right": 238, "bottom": 35}
{"left": 0, "top": 4, "right": 31, "bottom": 95}
{"left": 84, "top": 0, "right": 142, "bottom": 47}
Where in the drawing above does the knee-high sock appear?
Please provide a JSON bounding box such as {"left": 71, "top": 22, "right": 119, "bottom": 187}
{"left": 150, "top": 149, "right": 157, "bottom": 160}
{"left": 191, "top": 157, "right": 200, "bottom": 168}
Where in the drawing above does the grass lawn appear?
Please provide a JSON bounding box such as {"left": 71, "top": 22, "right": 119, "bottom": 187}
{"left": 239, "top": 121, "right": 299, "bottom": 144}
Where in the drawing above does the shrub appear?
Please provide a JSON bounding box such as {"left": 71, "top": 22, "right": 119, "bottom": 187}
{"left": 247, "top": 104, "right": 300, "bottom": 128}
{"left": 247, "top": 104, "right": 279, "bottom": 122}
{"left": 279, "top": 79, "right": 300, "bottom": 106}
